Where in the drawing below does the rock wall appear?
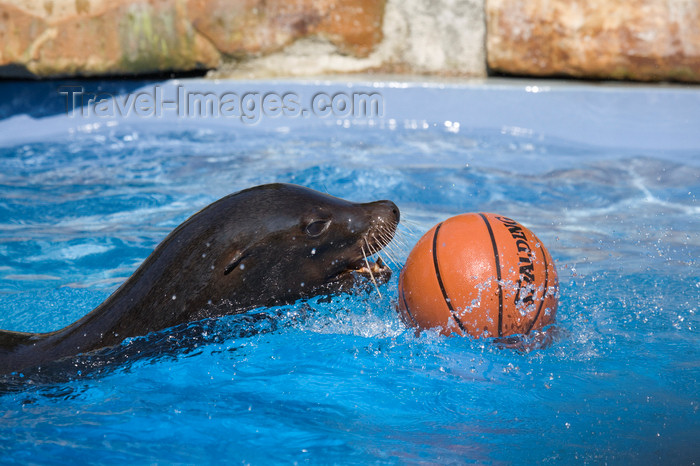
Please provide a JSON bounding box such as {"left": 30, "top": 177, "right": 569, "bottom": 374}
{"left": 487, "top": 0, "right": 700, "bottom": 82}
{"left": 0, "top": 0, "right": 698, "bottom": 82}
{"left": 0, "top": 0, "right": 389, "bottom": 77}
{"left": 0, "top": 0, "right": 218, "bottom": 77}
{"left": 211, "top": 0, "right": 486, "bottom": 79}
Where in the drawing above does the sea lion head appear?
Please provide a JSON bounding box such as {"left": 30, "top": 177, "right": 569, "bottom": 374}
{"left": 191, "top": 183, "right": 400, "bottom": 315}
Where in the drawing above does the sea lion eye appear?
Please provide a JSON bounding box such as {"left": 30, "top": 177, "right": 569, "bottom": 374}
{"left": 305, "top": 219, "right": 331, "bottom": 237}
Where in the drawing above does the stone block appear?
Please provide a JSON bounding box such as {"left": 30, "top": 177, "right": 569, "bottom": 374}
{"left": 487, "top": 0, "right": 700, "bottom": 82}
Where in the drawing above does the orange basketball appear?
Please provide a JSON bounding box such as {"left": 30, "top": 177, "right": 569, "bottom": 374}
{"left": 398, "top": 213, "right": 558, "bottom": 338}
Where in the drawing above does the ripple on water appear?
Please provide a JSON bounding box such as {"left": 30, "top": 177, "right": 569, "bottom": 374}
{"left": 0, "top": 123, "right": 698, "bottom": 463}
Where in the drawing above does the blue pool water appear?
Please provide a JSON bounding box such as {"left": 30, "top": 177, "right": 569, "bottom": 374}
{"left": 0, "top": 79, "right": 699, "bottom": 464}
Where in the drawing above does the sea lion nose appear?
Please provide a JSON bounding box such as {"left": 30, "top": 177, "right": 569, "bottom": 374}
{"left": 384, "top": 200, "right": 400, "bottom": 223}
{"left": 365, "top": 200, "right": 400, "bottom": 224}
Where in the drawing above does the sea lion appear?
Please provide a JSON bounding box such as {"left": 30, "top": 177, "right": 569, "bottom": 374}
{"left": 0, "top": 183, "right": 399, "bottom": 376}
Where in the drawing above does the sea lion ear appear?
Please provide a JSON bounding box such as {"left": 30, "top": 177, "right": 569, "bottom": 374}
{"left": 223, "top": 249, "right": 247, "bottom": 276}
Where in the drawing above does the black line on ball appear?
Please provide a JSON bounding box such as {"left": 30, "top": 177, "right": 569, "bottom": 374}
{"left": 399, "top": 279, "right": 419, "bottom": 328}
{"left": 478, "top": 213, "right": 504, "bottom": 337}
{"left": 525, "top": 242, "right": 550, "bottom": 335}
{"left": 431, "top": 222, "right": 467, "bottom": 333}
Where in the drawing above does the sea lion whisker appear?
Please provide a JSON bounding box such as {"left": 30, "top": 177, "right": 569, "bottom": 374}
{"left": 371, "top": 230, "right": 400, "bottom": 269}
{"left": 367, "top": 233, "right": 393, "bottom": 271}
{"left": 369, "top": 234, "right": 381, "bottom": 256}
{"left": 396, "top": 221, "right": 421, "bottom": 246}
{"left": 364, "top": 236, "right": 378, "bottom": 258}
{"left": 377, "top": 250, "right": 394, "bottom": 273}
{"left": 388, "top": 225, "right": 412, "bottom": 250}
{"left": 380, "top": 243, "right": 401, "bottom": 270}
{"left": 361, "top": 244, "right": 382, "bottom": 298}
{"left": 380, "top": 226, "right": 402, "bottom": 250}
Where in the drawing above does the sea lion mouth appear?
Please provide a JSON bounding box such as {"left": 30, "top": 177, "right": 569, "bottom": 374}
{"left": 319, "top": 198, "right": 399, "bottom": 295}
{"left": 343, "top": 255, "right": 392, "bottom": 284}
{"left": 331, "top": 225, "right": 396, "bottom": 292}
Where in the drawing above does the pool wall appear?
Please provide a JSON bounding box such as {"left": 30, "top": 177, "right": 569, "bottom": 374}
{"left": 2, "top": 78, "right": 699, "bottom": 154}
